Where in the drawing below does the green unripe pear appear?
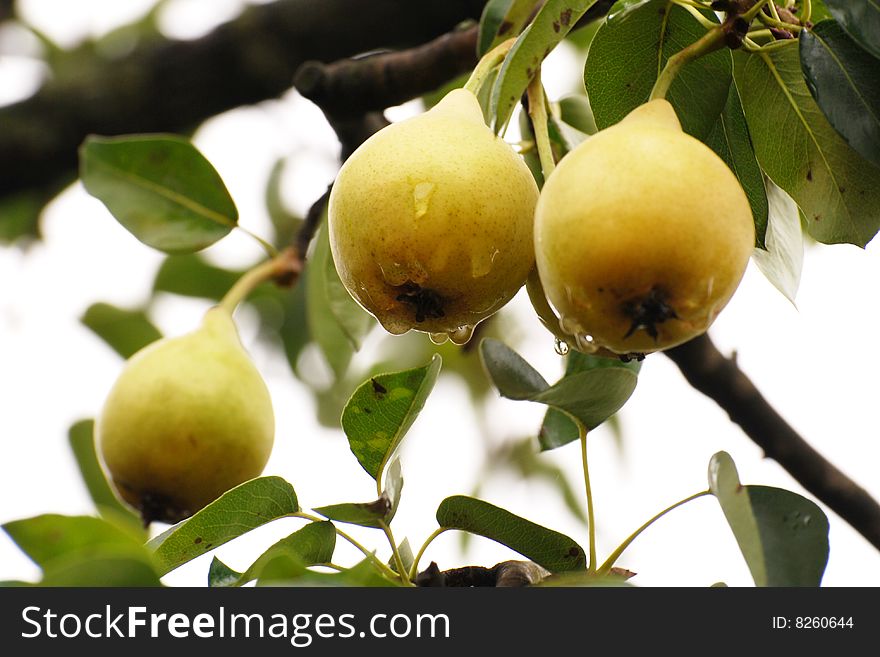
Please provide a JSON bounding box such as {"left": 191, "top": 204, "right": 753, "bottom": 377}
{"left": 96, "top": 306, "right": 274, "bottom": 524}
{"left": 328, "top": 88, "right": 539, "bottom": 344}
{"left": 535, "top": 99, "right": 754, "bottom": 355}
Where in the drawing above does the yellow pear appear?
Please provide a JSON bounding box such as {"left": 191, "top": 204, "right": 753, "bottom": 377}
{"left": 328, "top": 88, "right": 539, "bottom": 344}
{"left": 534, "top": 99, "right": 755, "bottom": 355}
{"left": 96, "top": 306, "right": 274, "bottom": 524}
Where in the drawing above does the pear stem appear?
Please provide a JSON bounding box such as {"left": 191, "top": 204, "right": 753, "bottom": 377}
{"left": 219, "top": 247, "right": 301, "bottom": 315}
{"left": 526, "top": 69, "right": 555, "bottom": 179}
{"left": 463, "top": 37, "right": 516, "bottom": 96}
{"left": 579, "top": 423, "right": 598, "bottom": 572}
{"left": 597, "top": 490, "right": 711, "bottom": 574}
{"left": 649, "top": 26, "right": 726, "bottom": 101}
{"left": 409, "top": 527, "right": 449, "bottom": 581}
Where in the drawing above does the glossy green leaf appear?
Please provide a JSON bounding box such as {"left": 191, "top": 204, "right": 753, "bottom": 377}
{"left": 148, "top": 476, "right": 299, "bottom": 576}
{"left": 79, "top": 134, "right": 237, "bottom": 253}
{"left": 307, "top": 219, "right": 356, "bottom": 378}
{"left": 480, "top": 0, "right": 541, "bottom": 55}
{"left": 734, "top": 43, "right": 880, "bottom": 246}
{"left": 68, "top": 420, "right": 143, "bottom": 531}
{"left": 343, "top": 354, "right": 441, "bottom": 481}
{"left": 704, "top": 84, "right": 769, "bottom": 247}
{"left": 481, "top": 339, "right": 638, "bottom": 437}
{"left": 479, "top": 337, "right": 550, "bottom": 399}
{"left": 437, "top": 495, "right": 586, "bottom": 572}
{"left": 825, "top": 0, "right": 880, "bottom": 59}
{"left": 538, "top": 350, "right": 639, "bottom": 450}
{"left": 80, "top": 302, "right": 162, "bottom": 359}
{"left": 491, "top": 0, "right": 599, "bottom": 133}
{"left": 709, "top": 452, "right": 829, "bottom": 587}
{"left": 752, "top": 178, "right": 804, "bottom": 305}
{"left": 313, "top": 500, "right": 390, "bottom": 529}
{"left": 233, "top": 521, "right": 336, "bottom": 586}
{"left": 539, "top": 572, "right": 634, "bottom": 586}
{"left": 800, "top": 20, "right": 880, "bottom": 168}
{"left": 584, "top": 1, "right": 730, "bottom": 139}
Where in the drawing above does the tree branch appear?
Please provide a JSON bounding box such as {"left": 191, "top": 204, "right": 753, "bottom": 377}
{"left": 0, "top": 0, "right": 488, "bottom": 199}
{"left": 295, "top": 25, "right": 479, "bottom": 118}
{"left": 666, "top": 334, "right": 880, "bottom": 551}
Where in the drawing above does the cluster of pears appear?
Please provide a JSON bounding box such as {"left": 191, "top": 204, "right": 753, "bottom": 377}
{"left": 329, "top": 89, "right": 754, "bottom": 355}
{"left": 97, "top": 305, "right": 274, "bottom": 524}
{"left": 96, "top": 88, "right": 754, "bottom": 525}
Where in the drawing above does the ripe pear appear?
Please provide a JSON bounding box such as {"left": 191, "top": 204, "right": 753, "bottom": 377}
{"left": 534, "top": 99, "right": 755, "bottom": 355}
{"left": 328, "top": 88, "right": 539, "bottom": 344}
{"left": 96, "top": 306, "right": 274, "bottom": 524}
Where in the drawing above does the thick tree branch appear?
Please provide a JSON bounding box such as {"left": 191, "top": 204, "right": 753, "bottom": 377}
{"left": 295, "top": 25, "right": 479, "bottom": 118}
{"left": 0, "top": 0, "right": 488, "bottom": 199}
{"left": 666, "top": 334, "right": 880, "bottom": 551}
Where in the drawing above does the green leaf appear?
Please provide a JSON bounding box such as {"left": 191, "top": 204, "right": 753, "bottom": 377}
{"left": 314, "top": 499, "right": 391, "bottom": 529}
{"left": 479, "top": 337, "right": 550, "bottom": 399}
{"left": 68, "top": 420, "right": 143, "bottom": 531}
{"left": 704, "top": 84, "right": 770, "bottom": 247}
{"left": 479, "top": 0, "right": 540, "bottom": 55}
{"left": 307, "top": 218, "right": 356, "bottom": 379}
{"left": 235, "top": 521, "right": 336, "bottom": 586}
{"left": 2, "top": 514, "right": 160, "bottom": 587}
{"left": 491, "top": 0, "right": 600, "bottom": 133}
{"left": 584, "top": 1, "right": 731, "bottom": 139}
{"left": 148, "top": 476, "right": 299, "bottom": 576}
{"left": 79, "top": 134, "right": 238, "bottom": 253}
{"left": 825, "top": 0, "right": 880, "bottom": 59}
{"left": 80, "top": 302, "right": 162, "bottom": 359}
{"left": 153, "top": 254, "right": 243, "bottom": 301}
{"left": 481, "top": 339, "right": 638, "bottom": 437}
{"left": 800, "top": 20, "right": 880, "bottom": 168}
{"left": 752, "top": 178, "right": 804, "bottom": 305}
{"left": 734, "top": 43, "right": 880, "bottom": 247}
{"left": 437, "top": 495, "right": 586, "bottom": 572}
{"left": 342, "top": 354, "right": 441, "bottom": 481}
{"left": 208, "top": 557, "right": 241, "bottom": 587}
{"left": 3, "top": 514, "right": 149, "bottom": 570}
{"left": 39, "top": 552, "right": 162, "bottom": 587}
{"left": 0, "top": 190, "right": 43, "bottom": 245}
{"left": 558, "top": 93, "right": 598, "bottom": 136}
{"left": 538, "top": 350, "right": 640, "bottom": 450}
{"left": 708, "top": 452, "right": 829, "bottom": 587}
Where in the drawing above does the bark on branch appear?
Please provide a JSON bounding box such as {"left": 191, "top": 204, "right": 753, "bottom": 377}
{"left": 666, "top": 334, "right": 880, "bottom": 551}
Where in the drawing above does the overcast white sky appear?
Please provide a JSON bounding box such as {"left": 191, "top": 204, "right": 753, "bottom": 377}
{"left": 1, "top": 0, "right": 878, "bottom": 587}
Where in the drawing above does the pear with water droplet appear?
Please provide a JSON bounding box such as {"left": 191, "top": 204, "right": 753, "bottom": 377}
{"left": 534, "top": 99, "right": 754, "bottom": 355}
{"left": 96, "top": 306, "right": 274, "bottom": 524}
{"left": 328, "top": 88, "right": 539, "bottom": 342}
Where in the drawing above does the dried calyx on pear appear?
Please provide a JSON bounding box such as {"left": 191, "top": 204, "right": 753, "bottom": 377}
{"left": 328, "top": 88, "right": 539, "bottom": 345}
{"left": 534, "top": 99, "right": 755, "bottom": 355}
